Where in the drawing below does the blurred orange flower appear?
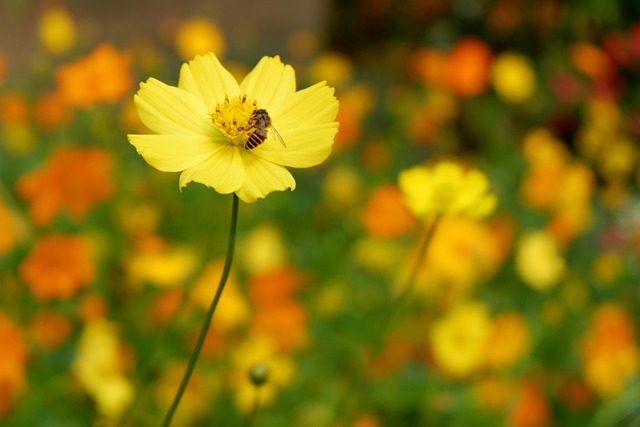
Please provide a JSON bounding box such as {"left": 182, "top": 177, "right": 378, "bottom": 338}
{"left": 484, "top": 312, "right": 530, "bottom": 368}
{"left": 16, "top": 146, "right": 114, "bottom": 226}
{"left": 570, "top": 43, "right": 614, "bottom": 81}
{"left": 508, "top": 380, "right": 551, "bottom": 427}
{"left": 249, "top": 266, "right": 308, "bottom": 351}
{"left": 55, "top": 43, "right": 133, "bottom": 108}
{"left": 0, "top": 313, "right": 28, "bottom": 418}
{"left": 445, "top": 38, "right": 493, "bottom": 97}
{"left": 362, "top": 185, "right": 415, "bottom": 238}
{"left": 29, "top": 311, "right": 72, "bottom": 351}
{"left": 34, "top": 90, "right": 73, "bottom": 132}
{"left": 19, "top": 234, "right": 94, "bottom": 300}
{"left": 581, "top": 304, "right": 640, "bottom": 398}
{"left": 411, "top": 39, "right": 492, "bottom": 97}
{"left": 0, "top": 91, "right": 29, "bottom": 124}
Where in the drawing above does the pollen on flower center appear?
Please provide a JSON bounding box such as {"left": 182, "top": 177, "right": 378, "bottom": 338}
{"left": 210, "top": 95, "right": 258, "bottom": 143}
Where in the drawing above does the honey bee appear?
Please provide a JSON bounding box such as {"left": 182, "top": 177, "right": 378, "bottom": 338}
{"left": 244, "top": 109, "right": 286, "bottom": 150}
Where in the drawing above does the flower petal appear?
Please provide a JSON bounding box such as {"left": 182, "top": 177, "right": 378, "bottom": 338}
{"left": 269, "top": 81, "right": 339, "bottom": 129}
{"left": 235, "top": 153, "right": 296, "bottom": 203}
{"left": 178, "top": 53, "right": 240, "bottom": 107}
{"left": 128, "top": 134, "right": 223, "bottom": 172}
{"left": 179, "top": 145, "right": 244, "bottom": 194}
{"left": 239, "top": 56, "right": 296, "bottom": 108}
{"left": 252, "top": 123, "right": 338, "bottom": 168}
{"left": 135, "top": 78, "right": 220, "bottom": 136}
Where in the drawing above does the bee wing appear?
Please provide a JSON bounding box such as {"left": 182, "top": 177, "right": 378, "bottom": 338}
{"left": 269, "top": 125, "right": 287, "bottom": 148}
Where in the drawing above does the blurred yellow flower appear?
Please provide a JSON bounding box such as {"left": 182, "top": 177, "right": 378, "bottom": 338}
{"left": 398, "top": 161, "right": 497, "bottom": 218}
{"left": 307, "top": 51, "right": 354, "bottom": 87}
{"left": 240, "top": 224, "right": 287, "bottom": 275}
{"left": 154, "top": 362, "right": 216, "bottom": 425}
{"left": 190, "top": 260, "right": 249, "bottom": 332}
{"left": 127, "top": 238, "right": 197, "bottom": 288}
{"left": 37, "top": 7, "right": 77, "bottom": 55}
{"left": 72, "top": 320, "right": 134, "bottom": 419}
{"left": 430, "top": 301, "right": 491, "bottom": 378}
{"left": 515, "top": 230, "right": 565, "bottom": 291}
{"left": 228, "top": 335, "right": 296, "bottom": 413}
{"left": 409, "top": 216, "right": 507, "bottom": 302}
{"left": 175, "top": 17, "right": 226, "bottom": 61}
{"left": 129, "top": 54, "right": 339, "bottom": 202}
{"left": 491, "top": 52, "right": 536, "bottom": 103}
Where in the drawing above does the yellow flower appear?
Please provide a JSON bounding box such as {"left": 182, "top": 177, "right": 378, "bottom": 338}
{"left": 430, "top": 301, "right": 492, "bottom": 378}
{"left": 515, "top": 230, "right": 566, "bottom": 291}
{"left": 491, "top": 52, "right": 536, "bottom": 103}
{"left": 175, "top": 17, "right": 226, "bottom": 61}
{"left": 37, "top": 7, "right": 77, "bottom": 55}
{"left": 398, "top": 161, "right": 497, "bottom": 218}
{"left": 228, "top": 335, "right": 296, "bottom": 413}
{"left": 128, "top": 54, "right": 339, "bottom": 203}
{"left": 72, "top": 320, "right": 134, "bottom": 419}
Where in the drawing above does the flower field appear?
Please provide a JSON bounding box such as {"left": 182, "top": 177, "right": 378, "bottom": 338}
{"left": 1, "top": 1, "right": 640, "bottom": 426}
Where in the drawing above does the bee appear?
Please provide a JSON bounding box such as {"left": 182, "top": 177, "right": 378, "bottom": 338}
{"left": 244, "top": 109, "right": 286, "bottom": 150}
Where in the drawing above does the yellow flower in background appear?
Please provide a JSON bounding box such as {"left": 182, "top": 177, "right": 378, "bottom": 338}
{"left": 228, "top": 335, "right": 296, "bottom": 413}
{"left": 515, "top": 230, "right": 566, "bottom": 291}
{"left": 430, "top": 301, "right": 491, "bottom": 378}
{"left": 491, "top": 52, "right": 536, "bottom": 103}
{"left": 307, "top": 51, "right": 354, "bottom": 87}
{"left": 175, "top": 17, "right": 226, "bottom": 61}
{"left": 127, "top": 240, "right": 198, "bottom": 288}
{"left": 37, "top": 7, "right": 77, "bottom": 55}
{"left": 72, "top": 320, "right": 134, "bottom": 419}
{"left": 190, "top": 260, "right": 250, "bottom": 332}
{"left": 398, "top": 161, "right": 497, "bottom": 218}
{"left": 128, "top": 54, "right": 339, "bottom": 203}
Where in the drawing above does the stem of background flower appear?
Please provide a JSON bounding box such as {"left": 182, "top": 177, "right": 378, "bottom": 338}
{"left": 383, "top": 214, "right": 441, "bottom": 336}
{"left": 161, "top": 193, "right": 239, "bottom": 427}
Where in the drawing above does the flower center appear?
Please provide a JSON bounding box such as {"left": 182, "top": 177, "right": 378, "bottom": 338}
{"left": 210, "top": 95, "right": 258, "bottom": 145}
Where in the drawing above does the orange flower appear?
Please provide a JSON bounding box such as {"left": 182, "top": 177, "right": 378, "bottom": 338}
{"left": 19, "top": 234, "right": 94, "bottom": 300}
{"left": 29, "top": 311, "right": 72, "bottom": 351}
{"left": 55, "top": 43, "right": 133, "bottom": 108}
{"left": 581, "top": 304, "right": 640, "bottom": 398}
{"left": 0, "top": 313, "right": 28, "bottom": 418}
{"left": 34, "top": 90, "right": 73, "bottom": 131}
{"left": 362, "top": 185, "right": 415, "bottom": 237}
{"left": 249, "top": 267, "right": 308, "bottom": 351}
{"left": 570, "top": 43, "right": 614, "bottom": 81}
{"left": 16, "top": 146, "right": 114, "bottom": 226}
{"left": 508, "top": 380, "right": 551, "bottom": 427}
{"left": 484, "top": 312, "right": 530, "bottom": 368}
{"left": 445, "top": 38, "right": 492, "bottom": 97}
{"left": 410, "top": 47, "right": 448, "bottom": 88}
{"left": 0, "top": 91, "right": 29, "bottom": 124}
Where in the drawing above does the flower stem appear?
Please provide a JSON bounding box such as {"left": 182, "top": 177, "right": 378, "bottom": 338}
{"left": 384, "top": 215, "right": 440, "bottom": 336}
{"left": 161, "top": 194, "right": 239, "bottom": 427}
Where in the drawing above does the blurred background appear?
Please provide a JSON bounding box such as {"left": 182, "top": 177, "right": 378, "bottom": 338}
{"left": 1, "top": 0, "right": 640, "bottom": 426}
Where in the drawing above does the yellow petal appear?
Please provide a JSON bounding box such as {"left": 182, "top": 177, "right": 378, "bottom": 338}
{"left": 270, "top": 81, "right": 339, "bottom": 129}
{"left": 178, "top": 53, "right": 240, "bottom": 107}
{"left": 253, "top": 123, "right": 338, "bottom": 168}
{"left": 135, "top": 78, "right": 218, "bottom": 136}
{"left": 128, "top": 134, "right": 223, "bottom": 172}
{"left": 235, "top": 152, "right": 296, "bottom": 203}
{"left": 239, "top": 56, "right": 296, "bottom": 108}
{"left": 180, "top": 145, "right": 244, "bottom": 194}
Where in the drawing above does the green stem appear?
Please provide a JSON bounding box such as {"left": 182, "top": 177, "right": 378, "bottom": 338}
{"left": 384, "top": 215, "right": 441, "bottom": 336}
{"left": 161, "top": 194, "right": 239, "bottom": 427}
